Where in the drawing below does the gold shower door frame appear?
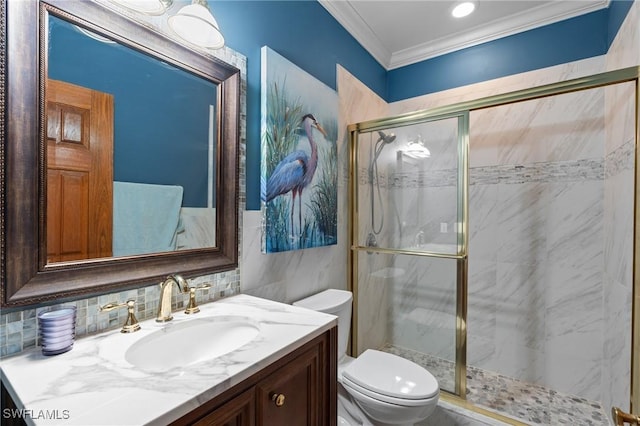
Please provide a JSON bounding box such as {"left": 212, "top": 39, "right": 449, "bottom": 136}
{"left": 347, "top": 66, "right": 640, "bottom": 423}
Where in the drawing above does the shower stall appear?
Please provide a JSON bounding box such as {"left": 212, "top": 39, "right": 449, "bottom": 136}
{"left": 348, "top": 67, "right": 639, "bottom": 425}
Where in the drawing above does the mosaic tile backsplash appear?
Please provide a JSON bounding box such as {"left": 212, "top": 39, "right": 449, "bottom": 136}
{"left": 0, "top": 274, "right": 241, "bottom": 358}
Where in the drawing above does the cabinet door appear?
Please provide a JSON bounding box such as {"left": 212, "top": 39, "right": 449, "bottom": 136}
{"left": 256, "top": 345, "right": 322, "bottom": 426}
{"left": 194, "top": 388, "right": 255, "bottom": 426}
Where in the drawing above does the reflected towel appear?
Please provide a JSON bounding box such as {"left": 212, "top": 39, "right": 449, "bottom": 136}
{"left": 113, "top": 181, "right": 184, "bottom": 256}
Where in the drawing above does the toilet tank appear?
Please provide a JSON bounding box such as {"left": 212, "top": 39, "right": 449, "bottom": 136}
{"left": 293, "top": 289, "right": 352, "bottom": 359}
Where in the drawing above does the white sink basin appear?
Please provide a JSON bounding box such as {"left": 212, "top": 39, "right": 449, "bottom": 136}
{"left": 125, "top": 315, "right": 260, "bottom": 372}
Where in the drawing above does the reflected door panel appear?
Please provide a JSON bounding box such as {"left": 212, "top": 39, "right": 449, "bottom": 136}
{"left": 46, "top": 79, "right": 114, "bottom": 262}
{"left": 47, "top": 170, "right": 89, "bottom": 261}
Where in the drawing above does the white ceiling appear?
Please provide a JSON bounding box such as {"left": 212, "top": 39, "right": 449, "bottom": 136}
{"left": 319, "top": 0, "right": 609, "bottom": 70}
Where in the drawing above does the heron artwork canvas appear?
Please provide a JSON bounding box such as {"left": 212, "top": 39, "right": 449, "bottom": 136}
{"left": 260, "top": 46, "right": 338, "bottom": 253}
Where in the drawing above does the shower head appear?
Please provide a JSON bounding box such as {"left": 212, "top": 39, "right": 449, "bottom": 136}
{"left": 371, "top": 131, "right": 396, "bottom": 165}
{"left": 377, "top": 131, "right": 396, "bottom": 144}
{"left": 369, "top": 130, "right": 396, "bottom": 239}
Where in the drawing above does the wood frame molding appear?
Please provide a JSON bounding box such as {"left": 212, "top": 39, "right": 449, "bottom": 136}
{"left": 1, "top": 0, "right": 241, "bottom": 308}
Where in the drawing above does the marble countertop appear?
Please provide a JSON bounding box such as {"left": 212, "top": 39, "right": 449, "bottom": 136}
{"left": 1, "top": 294, "right": 337, "bottom": 426}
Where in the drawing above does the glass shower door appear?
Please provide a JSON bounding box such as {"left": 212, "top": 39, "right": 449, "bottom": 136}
{"left": 351, "top": 112, "right": 468, "bottom": 396}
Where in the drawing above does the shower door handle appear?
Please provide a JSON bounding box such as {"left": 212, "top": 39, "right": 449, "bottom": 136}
{"left": 612, "top": 407, "right": 640, "bottom": 425}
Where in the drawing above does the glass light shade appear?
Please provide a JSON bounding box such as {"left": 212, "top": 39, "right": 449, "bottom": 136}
{"left": 109, "top": 0, "right": 170, "bottom": 16}
{"left": 168, "top": 4, "right": 225, "bottom": 49}
{"left": 402, "top": 141, "right": 431, "bottom": 159}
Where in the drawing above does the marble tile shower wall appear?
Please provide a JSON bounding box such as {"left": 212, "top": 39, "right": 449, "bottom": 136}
{"left": 0, "top": 35, "right": 248, "bottom": 358}
{"left": 356, "top": 0, "right": 637, "bottom": 412}
{"left": 382, "top": 84, "right": 634, "bottom": 403}
{"left": 602, "top": 2, "right": 638, "bottom": 412}
{"left": 464, "top": 88, "right": 609, "bottom": 404}
{"left": 601, "top": 83, "right": 636, "bottom": 412}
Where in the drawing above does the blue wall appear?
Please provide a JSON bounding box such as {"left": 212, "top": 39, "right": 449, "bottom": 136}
{"left": 608, "top": 0, "right": 635, "bottom": 46}
{"left": 48, "top": 16, "right": 216, "bottom": 207}
{"left": 386, "top": 10, "right": 609, "bottom": 102}
{"left": 387, "top": 0, "right": 634, "bottom": 102}
{"left": 209, "top": 0, "right": 387, "bottom": 210}
{"left": 212, "top": 0, "right": 633, "bottom": 210}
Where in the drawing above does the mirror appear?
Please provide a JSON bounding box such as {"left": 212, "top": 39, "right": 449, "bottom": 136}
{"left": 1, "top": 0, "right": 240, "bottom": 307}
{"left": 47, "top": 15, "right": 218, "bottom": 261}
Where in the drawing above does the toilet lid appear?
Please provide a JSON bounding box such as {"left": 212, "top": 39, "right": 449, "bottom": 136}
{"left": 342, "top": 350, "right": 439, "bottom": 400}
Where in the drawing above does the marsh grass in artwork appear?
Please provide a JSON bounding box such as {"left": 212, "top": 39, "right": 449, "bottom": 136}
{"left": 309, "top": 121, "right": 338, "bottom": 242}
{"left": 260, "top": 47, "right": 338, "bottom": 253}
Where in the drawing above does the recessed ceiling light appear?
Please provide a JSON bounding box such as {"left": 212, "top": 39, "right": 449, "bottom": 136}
{"left": 452, "top": 1, "right": 476, "bottom": 18}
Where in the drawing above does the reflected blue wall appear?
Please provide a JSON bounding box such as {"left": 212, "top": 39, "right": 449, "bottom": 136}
{"left": 48, "top": 16, "right": 216, "bottom": 207}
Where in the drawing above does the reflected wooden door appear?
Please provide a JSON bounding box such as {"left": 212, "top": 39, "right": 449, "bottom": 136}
{"left": 46, "top": 79, "right": 114, "bottom": 262}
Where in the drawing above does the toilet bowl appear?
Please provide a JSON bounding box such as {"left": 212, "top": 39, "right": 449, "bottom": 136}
{"left": 294, "top": 289, "right": 439, "bottom": 426}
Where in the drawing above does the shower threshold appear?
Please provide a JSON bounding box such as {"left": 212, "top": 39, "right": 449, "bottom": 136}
{"left": 381, "top": 344, "right": 611, "bottom": 426}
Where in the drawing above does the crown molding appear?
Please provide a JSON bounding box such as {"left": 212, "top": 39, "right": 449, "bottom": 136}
{"left": 389, "top": 0, "right": 608, "bottom": 69}
{"left": 318, "top": 0, "right": 391, "bottom": 68}
{"left": 320, "top": 0, "right": 609, "bottom": 71}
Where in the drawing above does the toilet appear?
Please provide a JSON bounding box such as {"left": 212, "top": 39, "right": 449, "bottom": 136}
{"left": 294, "top": 289, "right": 439, "bottom": 426}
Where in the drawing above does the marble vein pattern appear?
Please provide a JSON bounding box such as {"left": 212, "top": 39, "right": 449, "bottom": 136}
{"left": 0, "top": 295, "right": 336, "bottom": 426}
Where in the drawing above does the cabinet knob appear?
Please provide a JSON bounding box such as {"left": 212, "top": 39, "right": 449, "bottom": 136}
{"left": 271, "top": 393, "right": 285, "bottom": 407}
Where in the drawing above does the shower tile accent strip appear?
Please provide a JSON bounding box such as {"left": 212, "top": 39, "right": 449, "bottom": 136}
{"left": 469, "top": 158, "right": 604, "bottom": 185}
{"left": 360, "top": 157, "right": 611, "bottom": 189}
{"left": 376, "top": 141, "right": 635, "bottom": 189}
{"left": 381, "top": 344, "right": 611, "bottom": 426}
{"left": 605, "top": 138, "right": 635, "bottom": 178}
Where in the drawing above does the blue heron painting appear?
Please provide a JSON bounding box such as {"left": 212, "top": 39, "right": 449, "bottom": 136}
{"left": 260, "top": 47, "right": 338, "bottom": 253}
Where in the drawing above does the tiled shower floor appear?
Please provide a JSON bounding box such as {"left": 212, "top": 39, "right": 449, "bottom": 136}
{"left": 381, "top": 344, "right": 611, "bottom": 426}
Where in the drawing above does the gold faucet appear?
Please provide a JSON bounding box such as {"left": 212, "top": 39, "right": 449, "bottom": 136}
{"left": 185, "top": 283, "right": 212, "bottom": 314}
{"left": 99, "top": 300, "right": 141, "bottom": 333}
{"left": 156, "top": 274, "right": 189, "bottom": 322}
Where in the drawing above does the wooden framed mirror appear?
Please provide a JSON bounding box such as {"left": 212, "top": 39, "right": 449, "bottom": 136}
{"left": 1, "top": 0, "right": 240, "bottom": 307}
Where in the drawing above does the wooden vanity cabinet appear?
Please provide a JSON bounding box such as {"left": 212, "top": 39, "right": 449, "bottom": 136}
{"left": 173, "top": 327, "right": 337, "bottom": 426}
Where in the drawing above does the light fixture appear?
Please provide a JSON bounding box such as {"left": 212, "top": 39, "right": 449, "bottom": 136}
{"left": 451, "top": 1, "right": 476, "bottom": 18}
{"left": 168, "top": 0, "right": 225, "bottom": 49}
{"left": 401, "top": 135, "right": 431, "bottom": 159}
{"left": 109, "top": 0, "right": 173, "bottom": 16}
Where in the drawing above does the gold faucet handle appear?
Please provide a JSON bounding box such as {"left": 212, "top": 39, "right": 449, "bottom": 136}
{"left": 185, "top": 284, "right": 211, "bottom": 314}
{"left": 99, "top": 300, "right": 141, "bottom": 333}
